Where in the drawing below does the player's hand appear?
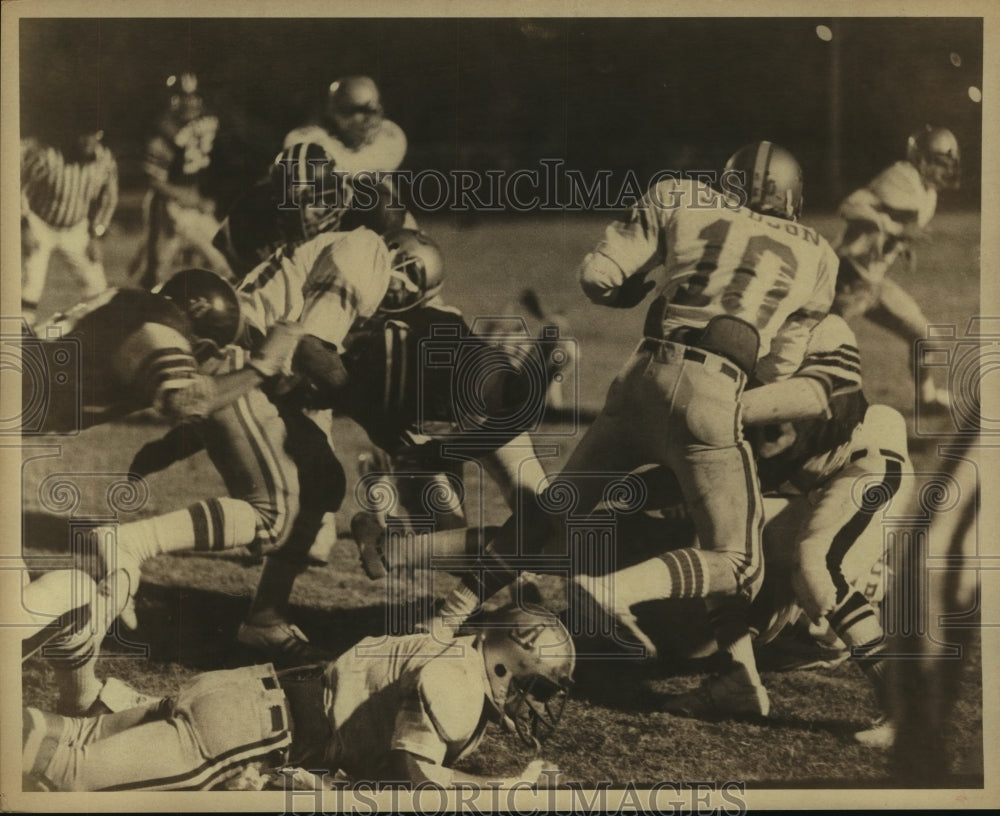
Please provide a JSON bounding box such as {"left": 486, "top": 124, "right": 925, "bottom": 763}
{"left": 609, "top": 271, "right": 656, "bottom": 309}
{"left": 250, "top": 321, "right": 306, "bottom": 378}
{"left": 520, "top": 759, "right": 561, "bottom": 788}
{"left": 792, "top": 561, "right": 836, "bottom": 623}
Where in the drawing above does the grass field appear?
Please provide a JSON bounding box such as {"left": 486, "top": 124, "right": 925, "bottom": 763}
{"left": 19, "top": 205, "right": 984, "bottom": 790}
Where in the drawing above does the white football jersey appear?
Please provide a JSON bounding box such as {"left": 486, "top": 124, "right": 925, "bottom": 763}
{"left": 237, "top": 227, "right": 391, "bottom": 351}
{"left": 284, "top": 119, "right": 407, "bottom": 175}
{"left": 320, "top": 633, "right": 490, "bottom": 780}
{"left": 579, "top": 178, "right": 838, "bottom": 381}
{"left": 835, "top": 161, "right": 938, "bottom": 284}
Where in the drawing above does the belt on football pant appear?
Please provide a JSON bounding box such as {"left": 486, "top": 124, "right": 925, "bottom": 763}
{"left": 639, "top": 337, "right": 742, "bottom": 383}
{"left": 848, "top": 447, "right": 907, "bottom": 464}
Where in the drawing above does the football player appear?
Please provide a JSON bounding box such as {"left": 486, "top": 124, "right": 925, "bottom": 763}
{"left": 575, "top": 315, "right": 913, "bottom": 736}
{"left": 21, "top": 604, "right": 573, "bottom": 791}
{"left": 213, "top": 142, "right": 406, "bottom": 280}
{"left": 16, "top": 273, "right": 303, "bottom": 711}
{"left": 832, "top": 125, "right": 960, "bottom": 410}
{"left": 434, "top": 143, "right": 837, "bottom": 707}
{"left": 112, "top": 208, "right": 399, "bottom": 660}
{"left": 130, "top": 72, "right": 230, "bottom": 289}
{"left": 284, "top": 76, "right": 407, "bottom": 176}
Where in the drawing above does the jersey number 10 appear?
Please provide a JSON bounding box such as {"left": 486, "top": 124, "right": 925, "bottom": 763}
{"left": 670, "top": 219, "right": 798, "bottom": 326}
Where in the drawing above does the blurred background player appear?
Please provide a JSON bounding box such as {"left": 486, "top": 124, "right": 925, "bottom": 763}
{"left": 285, "top": 76, "right": 407, "bottom": 176}
{"left": 131, "top": 72, "right": 230, "bottom": 289}
{"left": 21, "top": 604, "right": 573, "bottom": 791}
{"left": 832, "top": 125, "right": 960, "bottom": 411}
{"left": 284, "top": 76, "right": 415, "bottom": 231}
{"left": 20, "top": 125, "right": 118, "bottom": 326}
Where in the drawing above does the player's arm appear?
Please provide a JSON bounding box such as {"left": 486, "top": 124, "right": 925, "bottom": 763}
{"left": 578, "top": 183, "right": 673, "bottom": 307}
{"left": 744, "top": 314, "right": 861, "bottom": 425}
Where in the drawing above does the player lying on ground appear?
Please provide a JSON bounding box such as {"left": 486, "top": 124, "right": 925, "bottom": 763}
{"left": 831, "top": 124, "right": 960, "bottom": 411}
{"left": 22, "top": 604, "right": 573, "bottom": 792}
{"left": 427, "top": 143, "right": 836, "bottom": 684}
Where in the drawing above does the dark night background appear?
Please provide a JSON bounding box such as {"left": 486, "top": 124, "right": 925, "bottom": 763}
{"left": 19, "top": 17, "right": 983, "bottom": 212}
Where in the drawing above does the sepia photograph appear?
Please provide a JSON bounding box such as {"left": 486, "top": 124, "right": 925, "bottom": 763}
{"left": 1, "top": 1, "right": 996, "bottom": 811}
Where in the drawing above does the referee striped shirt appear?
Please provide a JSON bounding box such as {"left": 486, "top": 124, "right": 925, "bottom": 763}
{"left": 21, "top": 138, "right": 118, "bottom": 229}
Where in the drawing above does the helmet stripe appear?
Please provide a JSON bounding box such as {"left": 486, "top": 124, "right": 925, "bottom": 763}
{"left": 752, "top": 140, "right": 773, "bottom": 206}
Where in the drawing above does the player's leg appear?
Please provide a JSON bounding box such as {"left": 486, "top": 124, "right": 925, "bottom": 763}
{"left": 59, "top": 219, "right": 108, "bottom": 299}
{"left": 438, "top": 368, "right": 639, "bottom": 628}
{"left": 868, "top": 276, "right": 946, "bottom": 408}
{"left": 791, "top": 420, "right": 910, "bottom": 743}
{"left": 22, "top": 664, "right": 291, "bottom": 791}
{"left": 239, "top": 405, "right": 344, "bottom": 662}
{"left": 20, "top": 211, "right": 54, "bottom": 324}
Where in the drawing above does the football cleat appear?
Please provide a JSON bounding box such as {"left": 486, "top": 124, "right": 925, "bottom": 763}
{"left": 660, "top": 664, "right": 771, "bottom": 719}
{"left": 351, "top": 511, "right": 389, "bottom": 580}
{"left": 570, "top": 574, "right": 658, "bottom": 659}
{"left": 236, "top": 620, "right": 333, "bottom": 665}
{"left": 854, "top": 715, "right": 896, "bottom": 749}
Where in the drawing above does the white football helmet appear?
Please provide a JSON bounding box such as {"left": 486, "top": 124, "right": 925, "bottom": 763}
{"left": 723, "top": 141, "right": 804, "bottom": 221}
{"left": 907, "top": 125, "right": 960, "bottom": 190}
{"left": 380, "top": 229, "right": 445, "bottom": 314}
{"left": 479, "top": 603, "right": 576, "bottom": 748}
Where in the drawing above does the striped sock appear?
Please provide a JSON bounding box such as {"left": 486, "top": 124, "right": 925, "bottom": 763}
{"left": 654, "top": 548, "right": 708, "bottom": 599}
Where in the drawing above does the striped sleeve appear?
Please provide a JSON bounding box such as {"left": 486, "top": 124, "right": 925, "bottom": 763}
{"left": 795, "top": 315, "right": 862, "bottom": 398}
{"left": 300, "top": 228, "right": 391, "bottom": 349}
{"left": 110, "top": 322, "right": 201, "bottom": 415}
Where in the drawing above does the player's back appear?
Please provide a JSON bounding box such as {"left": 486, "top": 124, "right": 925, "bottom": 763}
{"left": 652, "top": 179, "right": 838, "bottom": 356}
{"left": 323, "top": 633, "right": 485, "bottom": 779}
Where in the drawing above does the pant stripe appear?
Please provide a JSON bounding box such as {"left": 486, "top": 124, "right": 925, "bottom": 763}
{"left": 231, "top": 395, "right": 289, "bottom": 547}
{"left": 206, "top": 498, "right": 227, "bottom": 551}
{"left": 827, "top": 459, "right": 903, "bottom": 601}
{"left": 190, "top": 502, "right": 211, "bottom": 551}
{"left": 736, "top": 441, "right": 764, "bottom": 591}
{"left": 96, "top": 730, "right": 291, "bottom": 791}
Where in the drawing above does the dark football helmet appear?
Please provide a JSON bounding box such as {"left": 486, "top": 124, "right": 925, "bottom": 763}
{"left": 723, "top": 141, "right": 804, "bottom": 222}
{"left": 907, "top": 125, "right": 961, "bottom": 190}
{"left": 380, "top": 229, "right": 445, "bottom": 314}
{"left": 158, "top": 268, "right": 242, "bottom": 353}
{"left": 479, "top": 604, "right": 576, "bottom": 749}
{"left": 270, "top": 142, "right": 352, "bottom": 241}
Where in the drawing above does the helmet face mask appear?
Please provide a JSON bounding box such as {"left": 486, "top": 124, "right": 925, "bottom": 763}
{"left": 723, "top": 141, "right": 804, "bottom": 222}
{"left": 379, "top": 230, "right": 445, "bottom": 314}
{"left": 271, "top": 143, "right": 351, "bottom": 241}
{"left": 907, "top": 126, "right": 961, "bottom": 190}
{"left": 479, "top": 604, "right": 576, "bottom": 749}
